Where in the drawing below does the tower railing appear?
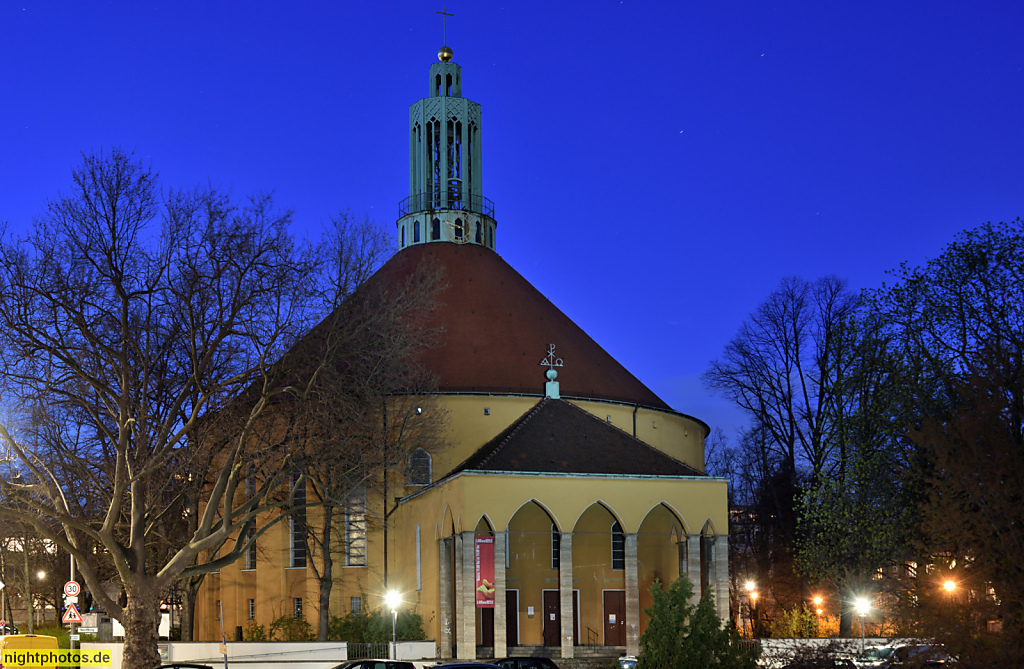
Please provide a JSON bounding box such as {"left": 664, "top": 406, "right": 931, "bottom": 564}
{"left": 398, "top": 192, "right": 496, "bottom": 219}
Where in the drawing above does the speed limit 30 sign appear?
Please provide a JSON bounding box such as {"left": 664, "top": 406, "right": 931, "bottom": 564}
{"left": 64, "top": 581, "right": 81, "bottom": 598}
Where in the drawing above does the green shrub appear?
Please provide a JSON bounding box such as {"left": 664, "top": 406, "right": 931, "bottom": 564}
{"left": 243, "top": 622, "right": 268, "bottom": 641}
{"left": 269, "top": 615, "right": 313, "bottom": 641}
{"left": 34, "top": 625, "right": 70, "bottom": 648}
{"left": 328, "top": 609, "right": 424, "bottom": 643}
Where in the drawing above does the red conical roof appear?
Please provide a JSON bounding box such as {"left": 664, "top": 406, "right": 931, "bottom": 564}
{"left": 371, "top": 243, "right": 671, "bottom": 410}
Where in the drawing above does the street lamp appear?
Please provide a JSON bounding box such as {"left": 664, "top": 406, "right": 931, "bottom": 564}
{"left": 36, "top": 571, "right": 45, "bottom": 581}
{"left": 854, "top": 597, "right": 870, "bottom": 654}
{"left": 745, "top": 581, "right": 759, "bottom": 639}
{"left": 384, "top": 590, "right": 401, "bottom": 660}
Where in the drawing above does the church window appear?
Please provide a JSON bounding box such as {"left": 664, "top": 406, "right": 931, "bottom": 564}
{"left": 244, "top": 526, "right": 256, "bottom": 570}
{"left": 289, "top": 471, "right": 306, "bottom": 568}
{"left": 446, "top": 73, "right": 453, "bottom": 97}
{"left": 416, "top": 523, "right": 422, "bottom": 591}
{"left": 435, "top": 74, "right": 442, "bottom": 97}
{"left": 409, "top": 448, "right": 432, "bottom": 485}
{"left": 431, "top": 218, "right": 441, "bottom": 240}
{"left": 551, "top": 524, "right": 560, "bottom": 570}
{"left": 611, "top": 521, "right": 625, "bottom": 570}
{"left": 344, "top": 485, "right": 367, "bottom": 566}
{"left": 401, "top": 225, "right": 406, "bottom": 247}
{"left": 414, "top": 220, "right": 421, "bottom": 243}
{"left": 475, "top": 221, "right": 482, "bottom": 245}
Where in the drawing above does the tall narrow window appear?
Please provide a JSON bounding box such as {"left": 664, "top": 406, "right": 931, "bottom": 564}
{"left": 293, "top": 597, "right": 303, "bottom": 619}
{"left": 454, "top": 218, "right": 463, "bottom": 240}
{"left": 248, "top": 599, "right": 255, "bottom": 620}
{"left": 431, "top": 218, "right": 441, "bottom": 240}
{"left": 611, "top": 521, "right": 625, "bottom": 570}
{"left": 350, "top": 596, "right": 362, "bottom": 615}
{"left": 401, "top": 225, "right": 406, "bottom": 247}
{"left": 290, "top": 471, "right": 306, "bottom": 568}
{"left": 409, "top": 448, "right": 432, "bottom": 485}
{"left": 551, "top": 524, "right": 561, "bottom": 570}
{"left": 475, "top": 221, "right": 482, "bottom": 244}
{"left": 244, "top": 527, "right": 257, "bottom": 570}
{"left": 414, "top": 220, "right": 421, "bottom": 243}
{"left": 344, "top": 486, "right": 367, "bottom": 566}
{"left": 416, "top": 523, "right": 422, "bottom": 591}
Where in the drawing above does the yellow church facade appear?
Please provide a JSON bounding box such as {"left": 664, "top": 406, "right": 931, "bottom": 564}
{"left": 194, "top": 44, "right": 729, "bottom": 660}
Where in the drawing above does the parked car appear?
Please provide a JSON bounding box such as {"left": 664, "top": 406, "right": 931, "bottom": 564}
{"left": 783, "top": 658, "right": 857, "bottom": 669}
{"left": 330, "top": 661, "right": 417, "bottom": 669}
{"left": 881, "top": 644, "right": 954, "bottom": 667}
{"left": 855, "top": 646, "right": 896, "bottom": 668}
{"left": 493, "top": 658, "right": 560, "bottom": 669}
{"left": 617, "top": 657, "right": 637, "bottom": 669}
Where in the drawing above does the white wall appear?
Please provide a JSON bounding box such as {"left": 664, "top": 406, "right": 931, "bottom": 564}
{"left": 82, "top": 641, "right": 437, "bottom": 669}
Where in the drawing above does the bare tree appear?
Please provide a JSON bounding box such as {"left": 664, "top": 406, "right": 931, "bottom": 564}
{"left": 0, "top": 150, "right": 440, "bottom": 668}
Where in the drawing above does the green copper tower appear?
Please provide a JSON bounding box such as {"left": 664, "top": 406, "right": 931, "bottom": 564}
{"left": 397, "top": 42, "right": 495, "bottom": 250}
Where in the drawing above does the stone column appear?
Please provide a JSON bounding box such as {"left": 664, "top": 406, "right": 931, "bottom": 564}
{"left": 715, "top": 535, "right": 730, "bottom": 621}
{"left": 453, "top": 534, "right": 465, "bottom": 658}
{"left": 686, "top": 534, "right": 702, "bottom": 606}
{"left": 625, "top": 533, "right": 640, "bottom": 656}
{"left": 439, "top": 537, "right": 453, "bottom": 658}
{"left": 459, "top": 532, "right": 478, "bottom": 659}
{"left": 494, "top": 531, "right": 507, "bottom": 658}
{"left": 559, "top": 532, "right": 574, "bottom": 659}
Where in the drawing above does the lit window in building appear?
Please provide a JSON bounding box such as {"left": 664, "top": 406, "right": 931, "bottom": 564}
{"left": 345, "top": 486, "right": 367, "bottom": 566}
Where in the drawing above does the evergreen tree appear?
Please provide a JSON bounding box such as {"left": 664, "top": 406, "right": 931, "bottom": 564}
{"left": 639, "top": 576, "right": 758, "bottom": 669}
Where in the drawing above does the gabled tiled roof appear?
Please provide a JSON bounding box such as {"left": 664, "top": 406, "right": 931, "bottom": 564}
{"left": 450, "top": 398, "right": 703, "bottom": 477}
{"left": 367, "top": 243, "right": 672, "bottom": 410}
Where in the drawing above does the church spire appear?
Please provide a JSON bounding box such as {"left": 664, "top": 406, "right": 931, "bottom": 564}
{"left": 397, "top": 17, "right": 496, "bottom": 251}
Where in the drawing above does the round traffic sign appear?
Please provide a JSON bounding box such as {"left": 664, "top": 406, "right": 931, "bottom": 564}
{"left": 64, "top": 581, "right": 81, "bottom": 597}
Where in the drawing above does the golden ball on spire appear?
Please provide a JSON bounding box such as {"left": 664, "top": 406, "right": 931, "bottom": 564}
{"left": 438, "top": 46, "right": 453, "bottom": 62}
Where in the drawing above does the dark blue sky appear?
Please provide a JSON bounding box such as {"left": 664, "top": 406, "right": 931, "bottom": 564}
{"left": 3, "top": 2, "right": 1023, "bottom": 439}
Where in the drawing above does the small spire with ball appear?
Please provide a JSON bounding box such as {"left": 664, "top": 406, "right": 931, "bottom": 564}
{"left": 436, "top": 6, "right": 454, "bottom": 61}
{"left": 541, "top": 344, "right": 563, "bottom": 399}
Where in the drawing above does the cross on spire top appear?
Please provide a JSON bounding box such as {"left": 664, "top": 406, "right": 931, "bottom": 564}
{"left": 436, "top": 6, "right": 454, "bottom": 45}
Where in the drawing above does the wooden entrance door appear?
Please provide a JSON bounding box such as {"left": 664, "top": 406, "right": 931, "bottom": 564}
{"left": 543, "top": 591, "right": 559, "bottom": 646}
{"left": 603, "top": 590, "right": 626, "bottom": 646}
{"left": 506, "top": 590, "right": 519, "bottom": 647}
{"left": 542, "top": 590, "right": 579, "bottom": 647}
{"left": 481, "top": 607, "right": 494, "bottom": 647}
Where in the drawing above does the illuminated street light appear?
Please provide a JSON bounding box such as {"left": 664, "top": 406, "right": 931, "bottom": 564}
{"left": 36, "top": 571, "right": 45, "bottom": 580}
{"left": 385, "top": 590, "right": 401, "bottom": 660}
{"left": 943, "top": 580, "right": 956, "bottom": 593}
{"left": 854, "top": 597, "right": 870, "bottom": 654}
{"left": 813, "top": 595, "right": 824, "bottom": 618}
{"left": 745, "top": 581, "right": 759, "bottom": 639}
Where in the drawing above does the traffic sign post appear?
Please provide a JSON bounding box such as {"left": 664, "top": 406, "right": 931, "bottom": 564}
{"left": 62, "top": 603, "right": 84, "bottom": 625}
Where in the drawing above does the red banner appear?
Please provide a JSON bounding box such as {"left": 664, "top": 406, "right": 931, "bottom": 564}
{"left": 475, "top": 535, "right": 495, "bottom": 608}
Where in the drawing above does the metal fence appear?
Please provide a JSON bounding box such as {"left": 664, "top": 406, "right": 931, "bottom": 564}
{"left": 346, "top": 643, "right": 392, "bottom": 660}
